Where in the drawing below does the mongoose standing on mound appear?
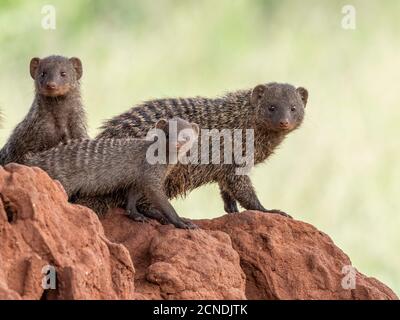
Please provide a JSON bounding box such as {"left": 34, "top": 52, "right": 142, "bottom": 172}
{"left": 0, "top": 55, "right": 88, "bottom": 165}
{"left": 80, "top": 82, "right": 308, "bottom": 217}
{"left": 22, "top": 118, "right": 199, "bottom": 229}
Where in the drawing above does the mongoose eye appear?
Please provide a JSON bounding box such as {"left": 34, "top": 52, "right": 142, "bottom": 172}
{"left": 40, "top": 72, "right": 46, "bottom": 78}
{"left": 291, "top": 106, "right": 296, "bottom": 112}
{"left": 268, "top": 105, "right": 276, "bottom": 112}
{"left": 60, "top": 71, "right": 66, "bottom": 77}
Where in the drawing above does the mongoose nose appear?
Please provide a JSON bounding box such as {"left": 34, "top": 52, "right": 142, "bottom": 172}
{"left": 279, "top": 120, "right": 289, "bottom": 128}
{"left": 46, "top": 82, "right": 57, "bottom": 90}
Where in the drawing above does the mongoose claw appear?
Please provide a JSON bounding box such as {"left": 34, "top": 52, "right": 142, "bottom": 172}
{"left": 264, "top": 209, "right": 293, "bottom": 219}
{"left": 184, "top": 221, "right": 198, "bottom": 229}
{"left": 175, "top": 218, "right": 198, "bottom": 229}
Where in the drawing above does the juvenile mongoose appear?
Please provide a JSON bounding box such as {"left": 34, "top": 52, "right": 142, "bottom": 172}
{"left": 22, "top": 118, "right": 199, "bottom": 229}
{"left": 0, "top": 55, "right": 88, "bottom": 165}
{"left": 80, "top": 82, "right": 308, "bottom": 217}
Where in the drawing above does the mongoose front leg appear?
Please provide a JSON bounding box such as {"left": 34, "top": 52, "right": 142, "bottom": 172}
{"left": 126, "top": 187, "right": 149, "bottom": 222}
{"left": 143, "top": 208, "right": 196, "bottom": 228}
{"left": 137, "top": 202, "right": 191, "bottom": 226}
{"left": 69, "top": 120, "right": 90, "bottom": 140}
{"left": 144, "top": 188, "right": 197, "bottom": 229}
{"left": 136, "top": 201, "right": 169, "bottom": 224}
{"left": 219, "top": 183, "right": 239, "bottom": 213}
{"left": 221, "top": 174, "right": 292, "bottom": 218}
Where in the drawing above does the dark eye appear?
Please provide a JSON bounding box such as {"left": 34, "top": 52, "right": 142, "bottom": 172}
{"left": 60, "top": 71, "right": 66, "bottom": 77}
{"left": 41, "top": 72, "right": 46, "bottom": 77}
{"left": 268, "top": 105, "right": 276, "bottom": 112}
{"left": 291, "top": 106, "right": 296, "bottom": 112}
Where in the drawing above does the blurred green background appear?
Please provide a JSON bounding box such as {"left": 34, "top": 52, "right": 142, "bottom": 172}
{"left": 1, "top": 0, "right": 399, "bottom": 295}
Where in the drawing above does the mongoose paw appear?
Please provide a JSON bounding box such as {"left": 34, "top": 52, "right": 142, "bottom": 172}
{"left": 264, "top": 209, "right": 293, "bottom": 219}
{"left": 135, "top": 216, "right": 150, "bottom": 223}
{"left": 131, "top": 215, "right": 150, "bottom": 223}
{"left": 140, "top": 209, "right": 169, "bottom": 225}
{"left": 183, "top": 219, "right": 198, "bottom": 229}
{"left": 126, "top": 210, "right": 150, "bottom": 223}
{"left": 174, "top": 218, "right": 198, "bottom": 229}
{"left": 224, "top": 202, "right": 239, "bottom": 214}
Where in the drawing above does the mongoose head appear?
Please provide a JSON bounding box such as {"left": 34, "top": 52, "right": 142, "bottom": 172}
{"left": 250, "top": 83, "right": 308, "bottom": 132}
{"left": 30, "top": 55, "right": 83, "bottom": 97}
{"left": 155, "top": 117, "right": 199, "bottom": 159}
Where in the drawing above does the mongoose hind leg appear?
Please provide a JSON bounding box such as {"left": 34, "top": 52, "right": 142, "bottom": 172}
{"left": 219, "top": 184, "right": 239, "bottom": 213}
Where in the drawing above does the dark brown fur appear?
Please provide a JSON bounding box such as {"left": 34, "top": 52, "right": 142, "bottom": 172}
{"left": 77, "top": 82, "right": 308, "bottom": 217}
{"left": 0, "top": 55, "right": 88, "bottom": 165}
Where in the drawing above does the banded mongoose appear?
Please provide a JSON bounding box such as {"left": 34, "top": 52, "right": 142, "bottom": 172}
{"left": 22, "top": 118, "right": 200, "bottom": 229}
{"left": 0, "top": 55, "right": 88, "bottom": 165}
{"left": 80, "top": 82, "right": 308, "bottom": 217}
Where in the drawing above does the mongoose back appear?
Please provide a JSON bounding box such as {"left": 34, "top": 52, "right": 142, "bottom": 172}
{"left": 0, "top": 55, "right": 88, "bottom": 165}
{"left": 83, "top": 82, "right": 309, "bottom": 217}
{"left": 22, "top": 118, "right": 199, "bottom": 229}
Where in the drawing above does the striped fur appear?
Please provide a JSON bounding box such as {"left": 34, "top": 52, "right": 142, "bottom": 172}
{"left": 22, "top": 118, "right": 199, "bottom": 228}
{"left": 79, "top": 82, "right": 308, "bottom": 216}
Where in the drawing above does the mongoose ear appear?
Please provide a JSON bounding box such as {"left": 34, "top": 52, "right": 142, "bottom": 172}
{"left": 250, "top": 84, "right": 266, "bottom": 106}
{"left": 30, "top": 57, "right": 40, "bottom": 79}
{"left": 155, "top": 119, "right": 168, "bottom": 131}
{"left": 69, "top": 57, "right": 83, "bottom": 80}
{"left": 296, "top": 87, "right": 308, "bottom": 106}
{"left": 191, "top": 123, "right": 200, "bottom": 136}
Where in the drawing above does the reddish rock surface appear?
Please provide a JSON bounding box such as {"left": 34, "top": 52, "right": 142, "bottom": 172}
{"left": 0, "top": 164, "right": 135, "bottom": 300}
{"left": 102, "top": 211, "right": 246, "bottom": 299}
{"left": 198, "top": 212, "right": 398, "bottom": 300}
{"left": 0, "top": 164, "right": 397, "bottom": 300}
